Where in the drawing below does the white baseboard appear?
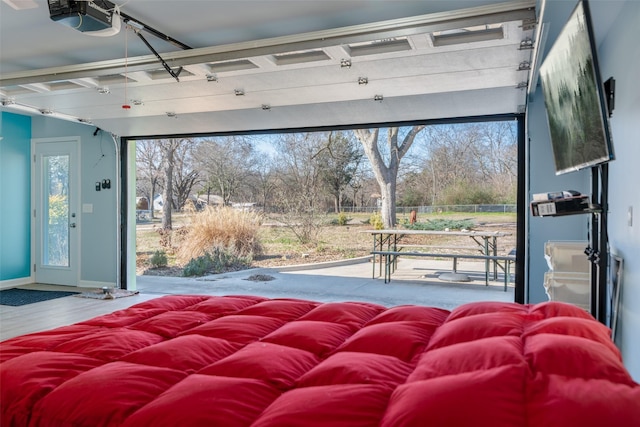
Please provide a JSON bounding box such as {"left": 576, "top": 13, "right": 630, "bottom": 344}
{"left": 0, "top": 276, "right": 35, "bottom": 290}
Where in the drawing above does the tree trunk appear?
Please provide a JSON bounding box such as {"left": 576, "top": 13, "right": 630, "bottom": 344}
{"left": 379, "top": 172, "right": 397, "bottom": 228}
{"left": 161, "top": 143, "right": 175, "bottom": 230}
{"left": 354, "top": 126, "right": 424, "bottom": 229}
{"left": 150, "top": 181, "right": 156, "bottom": 219}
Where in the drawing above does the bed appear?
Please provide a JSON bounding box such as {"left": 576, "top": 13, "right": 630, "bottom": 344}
{"left": 1, "top": 295, "right": 638, "bottom": 426}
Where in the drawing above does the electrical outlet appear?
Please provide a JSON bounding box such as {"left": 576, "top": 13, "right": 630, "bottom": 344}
{"left": 95, "top": 182, "right": 101, "bottom": 191}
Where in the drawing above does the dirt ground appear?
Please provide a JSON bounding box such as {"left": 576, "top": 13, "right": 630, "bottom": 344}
{"left": 138, "top": 213, "right": 517, "bottom": 277}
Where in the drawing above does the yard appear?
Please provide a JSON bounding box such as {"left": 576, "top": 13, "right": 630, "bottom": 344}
{"left": 137, "top": 211, "right": 516, "bottom": 277}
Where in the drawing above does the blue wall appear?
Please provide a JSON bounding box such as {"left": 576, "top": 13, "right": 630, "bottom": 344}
{"left": 593, "top": 0, "right": 640, "bottom": 382}
{"left": 31, "top": 116, "right": 119, "bottom": 287}
{"left": 0, "top": 112, "right": 32, "bottom": 280}
{"left": 529, "top": 0, "right": 640, "bottom": 381}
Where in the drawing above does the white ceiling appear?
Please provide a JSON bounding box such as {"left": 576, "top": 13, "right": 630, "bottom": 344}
{"left": 0, "top": 0, "right": 536, "bottom": 137}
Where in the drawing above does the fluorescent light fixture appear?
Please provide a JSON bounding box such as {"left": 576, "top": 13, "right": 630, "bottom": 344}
{"left": 1, "top": 99, "right": 94, "bottom": 125}
{"left": 432, "top": 24, "right": 503, "bottom": 47}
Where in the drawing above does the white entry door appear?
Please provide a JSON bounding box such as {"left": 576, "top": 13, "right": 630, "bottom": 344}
{"left": 33, "top": 138, "right": 80, "bottom": 286}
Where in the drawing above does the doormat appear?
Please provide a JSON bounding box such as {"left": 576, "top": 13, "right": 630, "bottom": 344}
{"left": 0, "top": 288, "right": 77, "bottom": 306}
{"left": 74, "top": 288, "right": 139, "bottom": 300}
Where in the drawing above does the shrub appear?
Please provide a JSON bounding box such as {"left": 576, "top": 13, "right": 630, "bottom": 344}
{"left": 405, "top": 218, "right": 475, "bottom": 231}
{"left": 337, "top": 212, "right": 349, "bottom": 226}
{"left": 148, "top": 250, "right": 168, "bottom": 268}
{"left": 369, "top": 212, "right": 384, "bottom": 230}
{"left": 177, "top": 206, "right": 262, "bottom": 264}
{"left": 183, "top": 246, "right": 252, "bottom": 277}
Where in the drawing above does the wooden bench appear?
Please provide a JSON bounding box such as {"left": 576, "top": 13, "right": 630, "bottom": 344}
{"left": 396, "top": 244, "right": 481, "bottom": 252}
{"left": 371, "top": 250, "right": 516, "bottom": 290}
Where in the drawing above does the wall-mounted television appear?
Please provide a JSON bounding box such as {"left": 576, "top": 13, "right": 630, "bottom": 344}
{"left": 539, "top": 0, "right": 614, "bottom": 175}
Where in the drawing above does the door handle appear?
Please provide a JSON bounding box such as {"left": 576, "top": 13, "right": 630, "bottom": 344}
{"left": 70, "top": 223, "right": 76, "bottom": 228}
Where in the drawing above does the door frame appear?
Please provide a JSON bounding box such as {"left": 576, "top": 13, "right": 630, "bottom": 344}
{"left": 31, "top": 137, "right": 81, "bottom": 286}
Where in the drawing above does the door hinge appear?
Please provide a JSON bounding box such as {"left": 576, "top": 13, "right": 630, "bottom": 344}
{"left": 33, "top": 264, "right": 36, "bottom": 272}
{"left": 33, "top": 209, "right": 36, "bottom": 218}
{"left": 33, "top": 154, "right": 36, "bottom": 163}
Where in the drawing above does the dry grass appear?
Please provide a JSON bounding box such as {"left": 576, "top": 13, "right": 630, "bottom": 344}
{"left": 137, "top": 211, "right": 517, "bottom": 275}
{"left": 175, "top": 206, "right": 263, "bottom": 264}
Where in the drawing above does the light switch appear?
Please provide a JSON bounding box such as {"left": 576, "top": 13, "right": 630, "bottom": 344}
{"left": 82, "top": 203, "right": 93, "bottom": 213}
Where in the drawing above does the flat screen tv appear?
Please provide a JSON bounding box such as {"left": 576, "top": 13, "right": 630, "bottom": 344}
{"left": 538, "top": 0, "right": 614, "bottom": 175}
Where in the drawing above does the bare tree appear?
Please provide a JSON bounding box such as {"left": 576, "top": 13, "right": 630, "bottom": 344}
{"left": 171, "top": 139, "right": 202, "bottom": 210}
{"left": 248, "top": 154, "right": 278, "bottom": 210}
{"left": 196, "top": 136, "right": 256, "bottom": 205}
{"left": 315, "top": 131, "right": 363, "bottom": 213}
{"left": 272, "top": 132, "right": 326, "bottom": 243}
{"left": 416, "top": 122, "right": 517, "bottom": 205}
{"left": 136, "top": 140, "right": 164, "bottom": 218}
{"left": 158, "top": 139, "right": 182, "bottom": 230}
{"left": 354, "top": 126, "right": 425, "bottom": 228}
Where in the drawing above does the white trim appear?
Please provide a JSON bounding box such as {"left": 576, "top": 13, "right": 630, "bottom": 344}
{"left": 0, "top": 276, "right": 34, "bottom": 290}
{"left": 31, "top": 137, "right": 82, "bottom": 287}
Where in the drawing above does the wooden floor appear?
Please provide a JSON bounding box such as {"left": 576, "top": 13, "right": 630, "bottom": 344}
{"left": 0, "top": 284, "right": 160, "bottom": 342}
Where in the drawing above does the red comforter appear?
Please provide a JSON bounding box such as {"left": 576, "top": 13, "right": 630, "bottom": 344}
{"left": 1, "top": 296, "right": 638, "bottom": 426}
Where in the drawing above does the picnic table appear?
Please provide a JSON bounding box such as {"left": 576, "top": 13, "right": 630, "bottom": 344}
{"left": 364, "top": 229, "right": 514, "bottom": 288}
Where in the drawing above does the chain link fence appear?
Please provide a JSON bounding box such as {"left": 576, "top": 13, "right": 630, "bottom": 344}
{"left": 339, "top": 204, "right": 517, "bottom": 214}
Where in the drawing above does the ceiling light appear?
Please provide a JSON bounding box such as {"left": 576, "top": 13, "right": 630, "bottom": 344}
{"left": 374, "top": 95, "right": 384, "bottom": 102}
{"left": 206, "top": 73, "right": 218, "bottom": 82}
{"left": 340, "top": 59, "right": 352, "bottom": 68}
{"left": 358, "top": 77, "right": 369, "bottom": 85}
{"left": 234, "top": 89, "right": 245, "bottom": 96}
